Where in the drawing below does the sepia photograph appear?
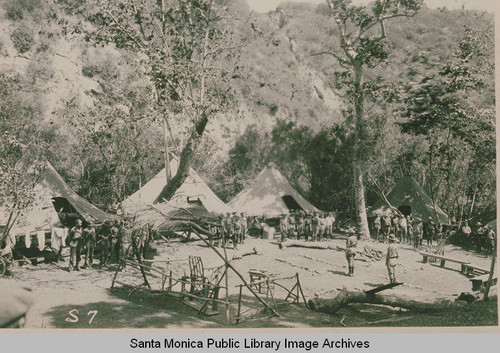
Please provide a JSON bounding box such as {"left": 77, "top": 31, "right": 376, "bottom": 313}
{"left": 0, "top": 0, "right": 497, "bottom": 332}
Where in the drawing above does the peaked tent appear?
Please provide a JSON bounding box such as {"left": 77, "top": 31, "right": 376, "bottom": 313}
{"left": 122, "top": 156, "right": 230, "bottom": 214}
{"left": 227, "top": 166, "right": 320, "bottom": 217}
{"left": 368, "top": 176, "right": 449, "bottom": 224}
{"left": 1, "top": 162, "right": 119, "bottom": 235}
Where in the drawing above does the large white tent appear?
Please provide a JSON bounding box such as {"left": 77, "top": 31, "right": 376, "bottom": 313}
{"left": 122, "top": 156, "right": 230, "bottom": 214}
{"left": 227, "top": 165, "right": 320, "bottom": 217}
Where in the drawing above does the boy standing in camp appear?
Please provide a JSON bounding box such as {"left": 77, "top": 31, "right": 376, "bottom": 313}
{"left": 386, "top": 234, "right": 399, "bottom": 283}
{"left": 345, "top": 230, "right": 357, "bottom": 277}
{"left": 68, "top": 219, "right": 83, "bottom": 271}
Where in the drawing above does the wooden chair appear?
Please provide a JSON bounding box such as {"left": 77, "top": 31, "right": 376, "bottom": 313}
{"left": 185, "top": 256, "right": 222, "bottom": 315}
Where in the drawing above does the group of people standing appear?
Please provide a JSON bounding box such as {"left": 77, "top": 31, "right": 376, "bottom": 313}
{"left": 372, "top": 213, "right": 442, "bottom": 249}
{"left": 210, "top": 213, "right": 248, "bottom": 249}
{"left": 459, "top": 221, "right": 496, "bottom": 255}
{"left": 279, "top": 211, "right": 336, "bottom": 242}
{"left": 66, "top": 219, "right": 131, "bottom": 271}
{"left": 344, "top": 230, "right": 400, "bottom": 283}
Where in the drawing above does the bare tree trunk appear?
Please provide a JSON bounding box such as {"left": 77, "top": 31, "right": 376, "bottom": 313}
{"left": 155, "top": 115, "right": 208, "bottom": 203}
{"left": 352, "top": 62, "right": 370, "bottom": 239}
{"left": 155, "top": 2, "right": 213, "bottom": 203}
{"left": 163, "top": 115, "right": 171, "bottom": 184}
{"left": 309, "top": 289, "right": 463, "bottom": 314}
{"left": 353, "top": 162, "right": 370, "bottom": 238}
{"left": 468, "top": 180, "right": 479, "bottom": 220}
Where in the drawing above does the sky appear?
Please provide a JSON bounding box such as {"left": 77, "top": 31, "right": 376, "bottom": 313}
{"left": 246, "top": 0, "right": 497, "bottom": 13}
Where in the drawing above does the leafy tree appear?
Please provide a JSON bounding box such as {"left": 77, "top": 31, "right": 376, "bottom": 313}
{"left": 0, "top": 74, "right": 49, "bottom": 242}
{"left": 84, "top": 0, "right": 245, "bottom": 204}
{"left": 312, "top": 0, "right": 422, "bottom": 237}
{"left": 400, "top": 11, "right": 495, "bottom": 223}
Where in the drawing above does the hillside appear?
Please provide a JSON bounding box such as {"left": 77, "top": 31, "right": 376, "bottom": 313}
{"left": 0, "top": 0, "right": 494, "bottom": 213}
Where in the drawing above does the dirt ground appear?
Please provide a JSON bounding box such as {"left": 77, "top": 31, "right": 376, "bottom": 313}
{"left": 8, "top": 234, "right": 497, "bottom": 329}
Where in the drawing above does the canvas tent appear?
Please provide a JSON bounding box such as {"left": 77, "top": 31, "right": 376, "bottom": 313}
{"left": 368, "top": 176, "right": 449, "bottom": 224}
{"left": 1, "top": 162, "right": 119, "bottom": 236}
{"left": 227, "top": 165, "right": 320, "bottom": 217}
{"left": 122, "top": 156, "right": 230, "bottom": 214}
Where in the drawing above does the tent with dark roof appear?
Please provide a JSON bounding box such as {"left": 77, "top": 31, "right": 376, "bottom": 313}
{"left": 368, "top": 176, "right": 449, "bottom": 224}
{"left": 1, "top": 162, "right": 119, "bottom": 235}
{"left": 122, "top": 155, "right": 230, "bottom": 215}
{"left": 227, "top": 165, "right": 320, "bottom": 217}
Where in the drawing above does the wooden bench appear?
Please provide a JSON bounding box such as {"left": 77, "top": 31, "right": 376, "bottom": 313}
{"left": 462, "top": 264, "right": 490, "bottom": 276}
{"left": 419, "top": 252, "right": 470, "bottom": 273}
{"left": 470, "top": 274, "right": 496, "bottom": 291}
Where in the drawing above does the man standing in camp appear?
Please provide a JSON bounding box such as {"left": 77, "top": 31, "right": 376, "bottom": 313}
{"left": 393, "top": 214, "right": 400, "bottom": 241}
{"left": 232, "top": 213, "right": 241, "bottom": 249}
{"left": 373, "top": 215, "right": 382, "bottom": 241}
{"left": 461, "top": 221, "right": 472, "bottom": 250}
{"left": 406, "top": 215, "right": 413, "bottom": 245}
{"left": 280, "top": 213, "right": 289, "bottom": 242}
{"left": 239, "top": 213, "right": 247, "bottom": 245}
{"left": 82, "top": 223, "right": 96, "bottom": 269}
{"left": 413, "top": 216, "right": 423, "bottom": 249}
{"left": 109, "top": 221, "right": 121, "bottom": 263}
{"left": 68, "top": 219, "right": 83, "bottom": 271}
{"left": 304, "top": 212, "right": 312, "bottom": 241}
{"left": 486, "top": 226, "right": 496, "bottom": 256}
{"left": 345, "top": 230, "right": 357, "bottom": 277}
{"left": 382, "top": 214, "right": 392, "bottom": 243}
{"left": 98, "top": 221, "right": 111, "bottom": 267}
{"left": 294, "top": 211, "right": 303, "bottom": 240}
{"left": 386, "top": 234, "right": 399, "bottom": 283}
{"left": 311, "top": 212, "right": 320, "bottom": 242}
{"left": 399, "top": 214, "right": 408, "bottom": 244}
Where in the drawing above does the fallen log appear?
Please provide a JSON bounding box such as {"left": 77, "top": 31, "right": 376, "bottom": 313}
{"left": 275, "top": 258, "right": 324, "bottom": 275}
{"left": 308, "top": 289, "right": 465, "bottom": 314}
{"left": 232, "top": 248, "right": 259, "bottom": 260}
{"left": 278, "top": 240, "right": 384, "bottom": 261}
{"left": 277, "top": 240, "right": 336, "bottom": 250}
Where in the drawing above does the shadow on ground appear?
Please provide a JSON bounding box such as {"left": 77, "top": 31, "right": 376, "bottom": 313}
{"left": 45, "top": 286, "right": 223, "bottom": 329}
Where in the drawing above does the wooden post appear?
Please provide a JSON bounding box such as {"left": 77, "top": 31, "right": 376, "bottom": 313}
{"left": 296, "top": 273, "right": 300, "bottom": 303}
{"left": 483, "top": 246, "right": 496, "bottom": 301}
{"left": 132, "top": 237, "right": 151, "bottom": 290}
{"left": 111, "top": 266, "right": 120, "bottom": 291}
{"left": 296, "top": 274, "right": 308, "bottom": 308}
{"left": 223, "top": 247, "right": 230, "bottom": 325}
{"left": 236, "top": 284, "right": 243, "bottom": 324}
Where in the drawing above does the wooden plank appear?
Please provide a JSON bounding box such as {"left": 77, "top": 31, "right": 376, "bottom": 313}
{"left": 418, "top": 252, "right": 470, "bottom": 264}
{"left": 463, "top": 265, "right": 490, "bottom": 275}
{"left": 365, "top": 282, "right": 403, "bottom": 295}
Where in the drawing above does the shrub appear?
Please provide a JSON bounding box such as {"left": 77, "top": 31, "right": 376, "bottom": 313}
{"left": 11, "top": 27, "right": 34, "bottom": 54}
{"left": 4, "top": 0, "right": 42, "bottom": 21}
